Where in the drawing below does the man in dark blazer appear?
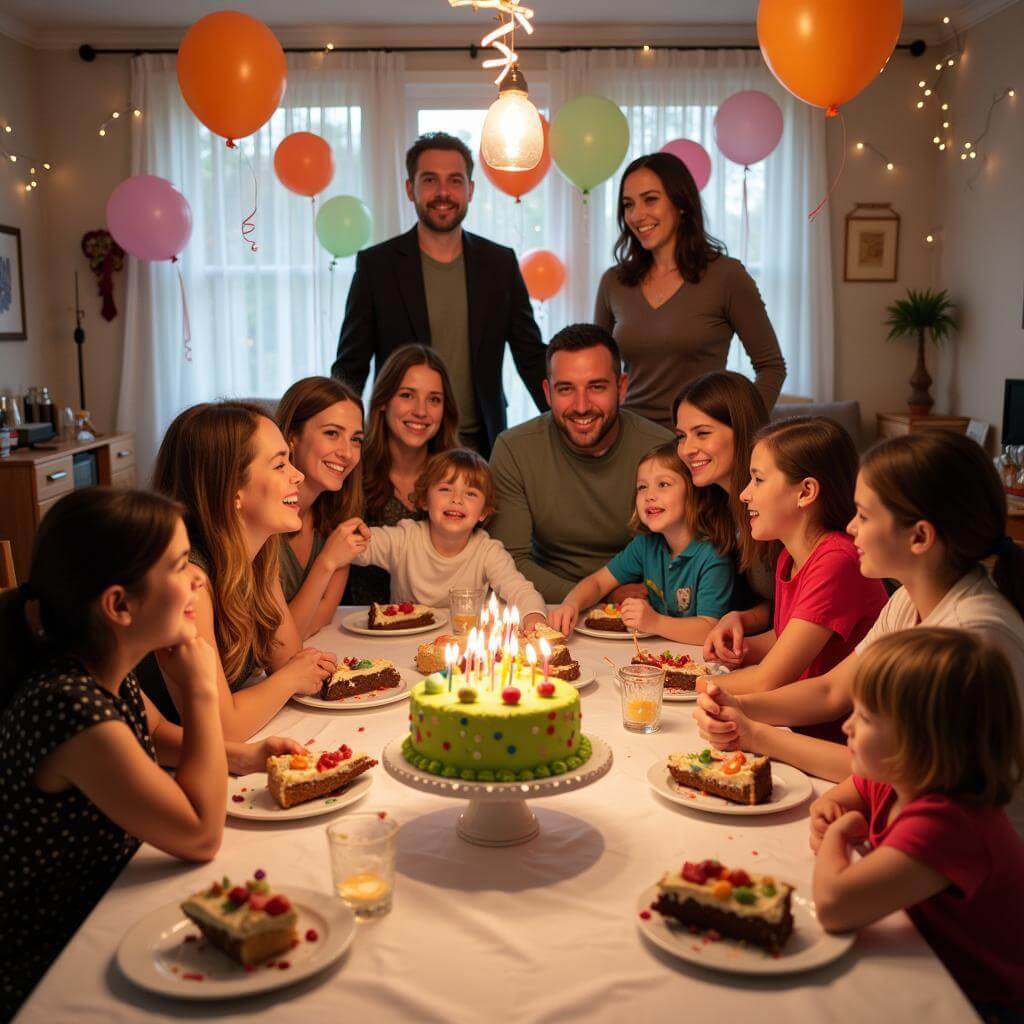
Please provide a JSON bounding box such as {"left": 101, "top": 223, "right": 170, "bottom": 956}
{"left": 330, "top": 132, "right": 548, "bottom": 456}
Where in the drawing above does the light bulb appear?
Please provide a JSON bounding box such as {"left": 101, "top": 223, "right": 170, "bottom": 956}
{"left": 886, "top": 162, "right": 894, "bottom": 171}
{"left": 933, "top": 136, "right": 940, "bottom": 143}
{"left": 98, "top": 128, "right": 106, "bottom": 137}
{"left": 855, "top": 141, "right": 864, "bottom": 150}
{"left": 935, "top": 63, "right": 943, "bottom": 71}
{"left": 8, "top": 154, "right": 15, "bottom": 162}
{"left": 926, "top": 234, "right": 935, "bottom": 242}
{"left": 326, "top": 42, "right": 334, "bottom": 50}
{"left": 924, "top": 89, "right": 932, "bottom": 96}
{"left": 1010, "top": 89, "right": 1016, "bottom": 98}
{"left": 3, "top": 125, "right": 11, "bottom": 133}
{"left": 943, "top": 121, "right": 950, "bottom": 128}
{"left": 969, "top": 151, "right": 976, "bottom": 158}
{"left": 30, "top": 179, "right": 36, "bottom": 187}
{"left": 964, "top": 141, "right": 972, "bottom": 149}
{"left": 29, "top": 166, "right": 35, "bottom": 173}
{"left": 43, "top": 162, "right": 51, "bottom": 170}
{"left": 642, "top": 44, "right": 651, "bottom": 52}
{"left": 112, "top": 111, "right": 120, "bottom": 118}
{"left": 916, "top": 101, "right": 925, "bottom": 109}
{"left": 947, "top": 59, "right": 954, "bottom": 67}
{"left": 941, "top": 103, "right": 949, "bottom": 110}
{"left": 133, "top": 109, "right": 141, "bottom": 117}
{"left": 943, "top": 15, "right": 950, "bottom": 23}
{"left": 480, "top": 72, "right": 543, "bottom": 172}
{"left": 939, "top": 143, "right": 946, "bottom": 150}
{"left": 960, "top": 153, "right": 967, "bottom": 160}
{"left": 918, "top": 80, "right": 926, "bottom": 88}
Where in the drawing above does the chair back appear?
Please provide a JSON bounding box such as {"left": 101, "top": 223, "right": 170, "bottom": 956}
{"left": 0, "top": 540, "right": 16, "bottom": 589}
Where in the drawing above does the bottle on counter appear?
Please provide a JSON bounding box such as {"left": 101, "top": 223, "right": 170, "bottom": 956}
{"left": 39, "top": 387, "right": 59, "bottom": 434}
{"left": 23, "top": 386, "right": 39, "bottom": 424}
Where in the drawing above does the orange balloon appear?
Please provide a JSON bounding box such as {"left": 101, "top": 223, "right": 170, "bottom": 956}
{"left": 520, "top": 249, "right": 566, "bottom": 302}
{"left": 274, "top": 132, "right": 335, "bottom": 197}
{"left": 481, "top": 115, "right": 551, "bottom": 201}
{"left": 757, "top": 0, "right": 903, "bottom": 111}
{"left": 177, "top": 11, "right": 287, "bottom": 141}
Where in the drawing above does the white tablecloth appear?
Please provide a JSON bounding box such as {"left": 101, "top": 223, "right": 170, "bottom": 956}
{"left": 17, "top": 610, "right": 979, "bottom": 1023}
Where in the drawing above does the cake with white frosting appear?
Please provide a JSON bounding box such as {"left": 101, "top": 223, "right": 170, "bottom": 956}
{"left": 266, "top": 745, "right": 377, "bottom": 808}
{"left": 583, "top": 603, "right": 627, "bottom": 632}
{"left": 367, "top": 601, "right": 435, "bottom": 630}
{"left": 667, "top": 749, "right": 772, "bottom": 805}
{"left": 322, "top": 657, "right": 401, "bottom": 700}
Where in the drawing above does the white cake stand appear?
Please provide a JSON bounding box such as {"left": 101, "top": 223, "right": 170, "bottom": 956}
{"left": 381, "top": 735, "right": 613, "bottom": 847}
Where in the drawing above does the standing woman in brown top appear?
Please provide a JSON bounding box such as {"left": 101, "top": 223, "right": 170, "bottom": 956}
{"left": 595, "top": 152, "right": 786, "bottom": 430}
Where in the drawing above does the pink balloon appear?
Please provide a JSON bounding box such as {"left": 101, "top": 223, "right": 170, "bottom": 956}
{"left": 659, "top": 139, "right": 712, "bottom": 191}
{"left": 106, "top": 174, "right": 193, "bottom": 261}
{"left": 713, "top": 90, "right": 784, "bottom": 166}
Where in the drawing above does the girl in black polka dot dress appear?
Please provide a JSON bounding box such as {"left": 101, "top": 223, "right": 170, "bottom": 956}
{"left": 0, "top": 489, "right": 305, "bottom": 1017}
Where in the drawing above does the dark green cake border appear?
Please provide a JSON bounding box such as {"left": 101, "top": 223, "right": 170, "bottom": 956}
{"left": 401, "top": 734, "right": 594, "bottom": 783}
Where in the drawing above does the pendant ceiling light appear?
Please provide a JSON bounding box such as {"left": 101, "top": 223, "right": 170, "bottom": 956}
{"left": 449, "top": 0, "right": 544, "bottom": 172}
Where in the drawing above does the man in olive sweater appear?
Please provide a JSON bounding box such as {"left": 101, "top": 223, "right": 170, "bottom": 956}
{"left": 488, "top": 324, "right": 673, "bottom": 603}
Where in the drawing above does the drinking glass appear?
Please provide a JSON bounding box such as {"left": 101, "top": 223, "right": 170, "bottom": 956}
{"left": 326, "top": 813, "right": 399, "bottom": 918}
{"left": 617, "top": 663, "right": 665, "bottom": 734}
{"left": 449, "top": 587, "right": 483, "bottom": 637}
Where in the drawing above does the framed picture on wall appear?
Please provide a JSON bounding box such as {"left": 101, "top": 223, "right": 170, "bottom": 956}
{"left": 0, "top": 224, "right": 27, "bottom": 341}
{"left": 844, "top": 203, "right": 900, "bottom": 283}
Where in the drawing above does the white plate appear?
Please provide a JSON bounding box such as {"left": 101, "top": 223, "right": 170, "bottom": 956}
{"left": 227, "top": 771, "right": 373, "bottom": 821}
{"left": 663, "top": 665, "right": 730, "bottom": 703}
{"left": 646, "top": 758, "right": 813, "bottom": 816}
{"left": 636, "top": 884, "right": 854, "bottom": 976}
{"left": 573, "top": 622, "right": 653, "bottom": 640}
{"left": 117, "top": 886, "right": 356, "bottom": 999}
{"left": 568, "top": 665, "right": 596, "bottom": 689}
{"left": 341, "top": 609, "right": 447, "bottom": 637}
{"left": 291, "top": 668, "right": 417, "bottom": 710}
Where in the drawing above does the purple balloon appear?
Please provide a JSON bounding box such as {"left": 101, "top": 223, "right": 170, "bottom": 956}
{"left": 659, "top": 139, "right": 712, "bottom": 191}
{"left": 713, "top": 90, "right": 784, "bottom": 167}
{"left": 106, "top": 174, "right": 193, "bottom": 262}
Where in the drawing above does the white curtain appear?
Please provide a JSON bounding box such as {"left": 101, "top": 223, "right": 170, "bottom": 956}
{"left": 117, "top": 52, "right": 406, "bottom": 477}
{"left": 539, "top": 49, "right": 834, "bottom": 403}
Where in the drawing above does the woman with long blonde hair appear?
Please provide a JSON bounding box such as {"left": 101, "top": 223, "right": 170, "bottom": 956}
{"left": 344, "top": 344, "right": 459, "bottom": 605}
{"left": 277, "top": 377, "right": 369, "bottom": 638}
{"left": 141, "top": 401, "right": 337, "bottom": 740}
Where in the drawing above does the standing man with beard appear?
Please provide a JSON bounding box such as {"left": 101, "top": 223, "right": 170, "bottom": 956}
{"left": 331, "top": 132, "right": 548, "bottom": 456}
{"left": 488, "top": 323, "right": 673, "bottom": 603}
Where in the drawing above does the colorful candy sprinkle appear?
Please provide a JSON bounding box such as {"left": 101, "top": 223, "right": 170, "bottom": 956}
{"left": 639, "top": 910, "right": 651, "bottom": 920}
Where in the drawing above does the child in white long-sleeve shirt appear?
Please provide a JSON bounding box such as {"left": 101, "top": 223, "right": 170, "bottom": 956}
{"left": 348, "top": 449, "right": 548, "bottom": 627}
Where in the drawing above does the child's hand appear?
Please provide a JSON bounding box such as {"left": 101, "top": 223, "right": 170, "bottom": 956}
{"left": 548, "top": 604, "right": 579, "bottom": 635}
{"left": 227, "top": 736, "right": 307, "bottom": 776}
{"left": 809, "top": 795, "right": 847, "bottom": 853}
{"left": 703, "top": 611, "right": 747, "bottom": 667}
{"left": 156, "top": 636, "right": 219, "bottom": 706}
{"left": 828, "top": 810, "right": 870, "bottom": 849}
{"left": 619, "top": 596, "right": 656, "bottom": 633}
{"left": 323, "top": 518, "right": 370, "bottom": 571}
{"left": 692, "top": 681, "right": 753, "bottom": 751}
{"left": 521, "top": 611, "right": 547, "bottom": 631}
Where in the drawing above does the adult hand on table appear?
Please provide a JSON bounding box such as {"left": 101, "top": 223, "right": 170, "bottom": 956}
{"left": 226, "top": 736, "right": 308, "bottom": 776}
{"left": 322, "top": 517, "right": 371, "bottom": 571}
{"left": 279, "top": 647, "right": 337, "bottom": 696}
{"left": 702, "top": 610, "right": 747, "bottom": 668}
{"left": 692, "top": 680, "right": 755, "bottom": 752}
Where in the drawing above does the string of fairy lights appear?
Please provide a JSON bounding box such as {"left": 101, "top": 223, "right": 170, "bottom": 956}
{"left": 853, "top": 13, "right": 1016, "bottom": 245}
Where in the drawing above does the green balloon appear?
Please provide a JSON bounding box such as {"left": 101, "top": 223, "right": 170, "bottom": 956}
{"left": 550, "top": 95, "right": 630, "bottom": 194}
{"left": 315, "top": 195, "right": 372, "bottom": 258}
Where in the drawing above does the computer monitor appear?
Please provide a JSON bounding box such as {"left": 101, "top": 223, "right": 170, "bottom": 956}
{"left": 1003, "top": 379, "right": 1024, "bottom": 445}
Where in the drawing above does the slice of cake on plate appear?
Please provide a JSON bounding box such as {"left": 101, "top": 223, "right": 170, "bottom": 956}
{"left": 583, "top": 603, "right": 627, "bottom": 632}
{"left": 181, "top": 870, "right": 298, "bottom": 966}
{"left": 651, "top": 859, "right": 794, "bottom": 952}
{"left": 322, "top": 657, "right": 401, "bottom": 700}
{"left": 632, "top": 649, "right": 713, "bottom": 692}
{"left": 667, "top": 749, "right": 773, "bottom": 805}
{"left": 415, "top": 633, "right": 457, "bottom": 674}
{"left": 367, "top": 601, "right": 435, "bottom": 630}
{"left": 267, "top": 745, "right": 377, "bottom": 809}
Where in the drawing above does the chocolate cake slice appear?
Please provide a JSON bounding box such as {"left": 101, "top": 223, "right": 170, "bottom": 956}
{"left": 583, "top": 604, "right": 627, "bottom": 632}
{"left": 668, "top": 750, "right": 773, "bottom": 805}
{"left": 266, "top": 747, "right": 377, "bottom": 809}
{"left": 367, "top": 601, "right": 435, "bottom": 630}
{"left": 322, "top": 658, "right": 401, "bottom": 700}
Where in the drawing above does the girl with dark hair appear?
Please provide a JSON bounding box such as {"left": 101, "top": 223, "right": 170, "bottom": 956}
{"left": 345, "top": 344, "right": 460, "bottom": 605}
{"left": 277, "top": 376, "right": 369, "bottom": 638}
{"left": 694, "top": 430, "right": 1024, "bottom": 836}
{"left": 0, "top": 489, "right": 302, "bottom": 1016}
{"left": 595, "top": 152, "right": 786, "bottom": 430}
{"left": 701, "top": 417, "right": 888, "bottom": 742}
{"left": 142, "top": 401, "right": 337, "bottom": 740}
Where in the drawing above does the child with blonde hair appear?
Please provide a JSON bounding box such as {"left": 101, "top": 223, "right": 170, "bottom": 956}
{"left": 812, "top": 628, "right": 1024, "bottom": 1018}
{"left": 550, "top": 441, "right": 733, "bottom": 642}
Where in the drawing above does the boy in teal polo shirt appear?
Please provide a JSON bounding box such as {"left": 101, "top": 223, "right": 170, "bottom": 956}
{"left": 549, "top": 442, "right": 733, "bottom": 643}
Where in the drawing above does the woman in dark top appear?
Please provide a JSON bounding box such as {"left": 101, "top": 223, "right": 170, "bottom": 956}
{"left": 143, "top": 401, "right": 337, "bottom": 740}
{"left": 344, "top": 345, "right": 459, "bottom": 605}
{"left": 0, "top": 488, "right": 302, "bottom": 1017}
{"left": 595, "top": 152, "right": 786, "bottom": 430}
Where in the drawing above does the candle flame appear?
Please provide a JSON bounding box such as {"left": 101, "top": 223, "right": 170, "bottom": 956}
{"left": 525, "top": 643, "right": 537, "bottom": 665}
{"left": 538, "top": 637, "right": 551, "bottom": 657}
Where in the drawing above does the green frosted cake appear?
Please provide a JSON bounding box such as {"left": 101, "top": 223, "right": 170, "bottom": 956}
{"left": 402, "top": 671, "right": 591, "bottom": 783}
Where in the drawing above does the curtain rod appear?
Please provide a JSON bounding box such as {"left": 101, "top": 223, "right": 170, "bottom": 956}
{"left": 78, "top": 40, "right": 927, "bottom": 61}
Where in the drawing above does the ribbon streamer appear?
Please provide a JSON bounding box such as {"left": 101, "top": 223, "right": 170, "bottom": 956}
{"left": 740, "top": 165, "right": 750, "bottom": 264}
{"left": 172, "top": 257, "right": 193, "bottom": 362}
{"left": 234, "top": 144, "right": 260, "bottom": 253}
{"left": 808, "top": 109, "right": 847, "bottom": 223}
{"left": 449, "top": 0, "right": 535, "bottom": 85}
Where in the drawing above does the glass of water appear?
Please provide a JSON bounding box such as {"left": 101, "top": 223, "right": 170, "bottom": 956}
{"left": 326, "top": 812, "right": 399, "bottom": 918}
{"left": 617, "top": 663, "right": 665, "bottom": 734}
{"left": 449, "top": 587, "right": 483, "bottom": 637}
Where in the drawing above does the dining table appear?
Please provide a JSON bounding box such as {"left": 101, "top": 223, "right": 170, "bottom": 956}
{"left": 15, "top": 608, "right": 980, "bottom": 1023}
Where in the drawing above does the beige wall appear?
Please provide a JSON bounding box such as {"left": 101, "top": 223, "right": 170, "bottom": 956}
{"left": 938, "top": 0, "right": 1024, "bottom": 441}
{"left": 0, "top": 32, "right": 49, "bottom": 408}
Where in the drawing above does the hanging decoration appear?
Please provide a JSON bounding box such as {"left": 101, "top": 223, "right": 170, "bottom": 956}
{"left": 482, "top": 114, "right": 551, "bottom": 202}
{"left": 80, "top": 230, "right": 125, "bottom": 322}
{"left": 1, "top": 122, "right": 52, "bottom": 194}
{"left": 97, "top": 105, "right": 142, "bottom": 140}
{"left": 659, "top": 139, "right": 712, "bottom": 192}
{"left": 315, "top": 196, "right": 373, "bottom": 266}
{"left": 520, "top": 249, "right": 566, "bottom": 302}
{"left": 550, "top": 95, "right": 630, "bottom": 196}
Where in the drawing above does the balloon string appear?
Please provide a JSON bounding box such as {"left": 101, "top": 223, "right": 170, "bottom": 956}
{"left": 238, "top": 146, "right": 260, "bottom": 253}
{"left": 328, "top": 260, "right": 336, "bottom": 343}
{"left": 311, "top": 197, "right": 320, "bottom": 358}
{"left": 172, "top": 258, "right": 193, "bottom": 362}
{"left": 741, "top": 165, "right": 750, "bottom": 264}
{"left": 808, "top": 109, "right": 846, "bottom": 223}
{"left": 581, "top": 190, "right": 590, "bottom": 249}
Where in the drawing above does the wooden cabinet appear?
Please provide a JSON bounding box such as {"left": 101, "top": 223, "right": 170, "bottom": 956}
{"left": 0, "top": 433, "right": 135, "bottom": 581}
{"left": 876, "top": 413, "right": 970, "bottom": 440}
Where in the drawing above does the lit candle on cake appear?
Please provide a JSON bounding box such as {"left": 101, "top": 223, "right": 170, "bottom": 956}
{"left": 445, "top": 643, "right": 458, "bottom": 693}
{"left": 488, "top": 629, "right": 499, "bottom": 691}
{"left": 466, "top": 627, "right": 479, "bottom": 685}
{"left": 525, "top": 642, "right": 537, "bottom": 692}
{"left": 538, "top": 637, "right": 551, "bottom": 685}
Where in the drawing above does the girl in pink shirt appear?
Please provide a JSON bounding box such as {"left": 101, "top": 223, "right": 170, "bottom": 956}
{"left": 701, "top": 417, "right": 888, "bottom": 741}
{"left": 811, "top": 628, "right": 1024, "bottom": 1018}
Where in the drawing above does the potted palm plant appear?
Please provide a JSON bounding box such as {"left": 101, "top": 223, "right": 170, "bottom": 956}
{"left": 884, "top": 288, "right": 959, "bottom": 416}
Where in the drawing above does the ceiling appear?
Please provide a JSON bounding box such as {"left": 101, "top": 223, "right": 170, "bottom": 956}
{"left": 0, "top": 0, "right": 1011, "bottom": 44}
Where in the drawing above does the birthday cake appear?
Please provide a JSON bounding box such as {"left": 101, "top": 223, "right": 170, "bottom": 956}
{"left": 367, "top": 601, "right": 435, "bottom": 630}
{"left": 651, "top": 859, "right": 794, "bottom": 952}
{"left": 181, "top": 870, "right": 298, "bottom": 966}
{"left": 402, "top": 670, "right": 590, "bottom": 782}
{"left": 322, "top": 657, "right": 401, "bottom": 700}
{"left": 667, "top": 749, "right": 773, "bottom": 805}
{"left": 583, "top": 603, "right": 627, "bottom": 632}
{"left": 267, "top": 745, "right": 378, "bottom": 808}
